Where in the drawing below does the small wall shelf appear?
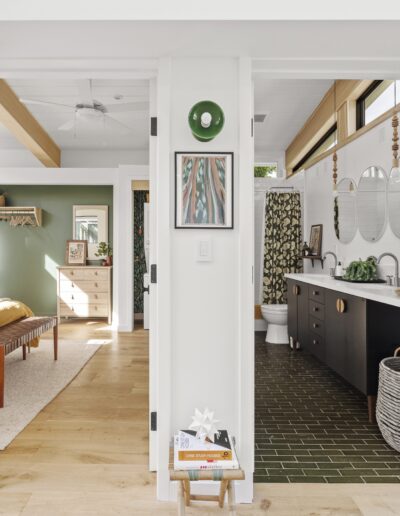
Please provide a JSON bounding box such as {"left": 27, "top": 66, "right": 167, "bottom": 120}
{"left": 0, "top": 207, "right": 42, "bottom": 227}
{"left": 301, "top": 255, "right": 324, "bottom": 268}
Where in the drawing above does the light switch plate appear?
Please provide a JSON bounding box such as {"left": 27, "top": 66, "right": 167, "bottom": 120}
{"left": 196, "top": 239, "right": 213, "bottom": 262}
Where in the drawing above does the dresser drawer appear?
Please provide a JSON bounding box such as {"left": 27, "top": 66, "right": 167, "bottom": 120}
{"left": 309, "top": 300, "right": 325, "bottom": 320}
{"left": 309, "top": 286, "right": 325, "bottom": 304}
{"left": 59, "top": 292, "right": 108, "bottom": 304}
{"left": 59, "top": 280, "right": 109, "bottom": 293}
{"left": 59, "top": 302, "right": 109, "bottom": 318}
{"left": 309, "top": 316, "right": 324, "bottom": 337}
{"left": 59, "top": 268, "right": 109, "bottom": 281}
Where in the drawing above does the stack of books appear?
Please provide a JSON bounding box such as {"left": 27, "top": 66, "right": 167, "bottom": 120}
{"left": 174, "top": 430, "right": 239, "bottom": 471}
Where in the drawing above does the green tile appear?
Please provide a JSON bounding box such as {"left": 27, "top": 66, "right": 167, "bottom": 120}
{"left": 362, "top": 476, "right": 400, "bottom": 483}
{"left": 289, "top": 476, "right": 328, "bottom": 483}
{"left": 326, "top": 477, "right": 365, "bottom": 483}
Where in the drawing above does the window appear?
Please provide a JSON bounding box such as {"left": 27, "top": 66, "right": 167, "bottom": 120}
{"left": 254, "top": 162, "right": 278, "bottom": 178}
{"left": 293, "top": 124, "right": 337, "bottom": 173}
{"left": 356, "top": 80, "right": 400, "bottom": 129}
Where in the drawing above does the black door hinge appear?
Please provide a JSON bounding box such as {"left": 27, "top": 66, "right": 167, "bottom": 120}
{"left": 151, "top": 411, "right": 157, "bottom": 431}
{"left": 150, "top": 117, "right": 157, "bottom": 136}
{"left": 151, "top": 264, "right": 157, "bottom": 284}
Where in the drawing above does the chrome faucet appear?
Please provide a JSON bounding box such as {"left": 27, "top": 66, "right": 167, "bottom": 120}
{"left": 323, "top": 251, "right": 338, "bottom": 268}
{"left": 377, "top": 253, "right": 400, "bottom": 287}
{"left": 323, "top": 251, "right": 338, "bottom": 277}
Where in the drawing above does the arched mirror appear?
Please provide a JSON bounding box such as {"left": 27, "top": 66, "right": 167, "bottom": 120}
{"left": 357, "top": 166, "right": 387, "bottom": 242}
{"left": 334, "top": 178, "right": 357, "bottom": 243}
{"left": 388, "top": 166, "right": 400, "bottom": 238}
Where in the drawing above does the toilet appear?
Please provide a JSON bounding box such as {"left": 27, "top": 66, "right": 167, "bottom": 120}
{"left": 260, "top": 304, "right": 289, "bottom": 344}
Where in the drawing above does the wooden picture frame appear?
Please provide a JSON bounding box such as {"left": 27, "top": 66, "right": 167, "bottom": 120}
{"left": 309, "top": 225, "right": 323, "bottom": 256}
{"left": 65, "top": 240, "right": 88, "bottom": 266}
{"left": 175, "top": 152, "right": 234, "bottom": 229}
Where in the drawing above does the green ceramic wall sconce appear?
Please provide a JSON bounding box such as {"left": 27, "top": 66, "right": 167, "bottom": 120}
{"left": 188, "top": 100, "right": 225, "bottom": 142}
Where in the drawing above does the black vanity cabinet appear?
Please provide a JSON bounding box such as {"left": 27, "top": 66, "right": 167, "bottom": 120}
{"left": 325, "top": 290, "right": 367, "bottom": 393}
{"left": 287, "top": 279, "right": 309, "bottom": 349}
{"left": 286, "top": 278, "right": 400, "bottom": 422}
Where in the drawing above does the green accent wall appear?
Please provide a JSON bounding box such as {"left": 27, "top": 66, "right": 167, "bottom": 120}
{"left": 0, "top": 185, "right": 113, "bottom": 315}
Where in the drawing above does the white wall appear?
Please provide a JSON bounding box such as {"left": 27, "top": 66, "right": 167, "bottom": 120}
{"left": 156, "top": 57, "right": 253, "bottom": 502}
{"left": 0, "top": 148, "right": 149, "bottom": 167}
{"left": 304, "top": 118, "right": 400, "bottom": 276}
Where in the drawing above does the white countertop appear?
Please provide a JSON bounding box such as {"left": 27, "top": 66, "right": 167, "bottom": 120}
{"left": 285, "top": 273, "right": 400, "bottom": 308}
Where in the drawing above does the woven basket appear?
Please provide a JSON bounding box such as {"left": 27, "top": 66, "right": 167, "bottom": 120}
{"left": 376, "top": 347, "right": 400, "bottom": 452}
{"left": 0, "top": 195, "right": 5, "bottom": 207}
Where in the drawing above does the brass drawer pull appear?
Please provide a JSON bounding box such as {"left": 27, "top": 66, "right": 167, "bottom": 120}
{"left": 313, "top": 290, "right": 319, "bottom": 296}
{"left": 313, "top": 339, "right": 318, "bottom": 345}
{"left": 336, "top": 298, "right": 346, "bottom": 313}
{"left": 313, "top": 307, "right": 319, "bottom": 312}
{"left": 313, "top": 323, "right": 319, "bottom": 329}
{"left": 293, "top": 285, "right": 300, "bottom": 296}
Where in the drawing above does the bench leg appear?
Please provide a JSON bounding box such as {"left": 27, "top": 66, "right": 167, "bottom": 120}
{"left": 53, "top": 325, "right": 58, "bottom": 361}
{"left": 0, "top": 346, "right": 4, "bottom": 408}
{"left": 22, "top": 344, "right": 27, "bottom": 360}
{"left": 178, "top": 481, "right": 186, "bottom": 516}
{"left": 227, "top": 481, "right": 236, "bottom": 516}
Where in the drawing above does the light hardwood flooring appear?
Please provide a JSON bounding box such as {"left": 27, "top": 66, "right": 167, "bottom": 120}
{"left": 0, "top": 321, "right": 399, "bottom": 515}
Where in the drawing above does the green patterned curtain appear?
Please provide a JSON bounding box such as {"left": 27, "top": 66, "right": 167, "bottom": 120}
{"left": 133, "top": 191, "right": 148, "bottom": 314}
{"left": 263, "top": 192, "right": 302, "bottom": 304}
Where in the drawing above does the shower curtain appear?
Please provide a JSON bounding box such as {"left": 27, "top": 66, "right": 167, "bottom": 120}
{"left": 263, "top": 191, "right": 302, "bottom": 304}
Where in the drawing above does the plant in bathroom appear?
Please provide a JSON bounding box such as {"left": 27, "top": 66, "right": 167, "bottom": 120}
{"left": 343, "top": 257, "right": 378, "bottom": 282}
{"left": 95, "top": 241, "right": 113, "bottom": 266}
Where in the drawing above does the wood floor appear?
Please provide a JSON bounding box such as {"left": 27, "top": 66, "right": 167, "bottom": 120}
{"left": 0, "top": 321, "right": 399, "bottom": 515}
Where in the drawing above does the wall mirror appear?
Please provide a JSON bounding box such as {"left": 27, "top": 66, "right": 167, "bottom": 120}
{"left": 334, "top": 178, "right": 358, "bottom": 243}
{"left": 357, "top": 166, "right": 387, "bottom": 242}
{"left": 73, "top": 205, "right": 108, "bottom": 261}
{"left": 388, "top": 167, "right": 400, "bottom": 238}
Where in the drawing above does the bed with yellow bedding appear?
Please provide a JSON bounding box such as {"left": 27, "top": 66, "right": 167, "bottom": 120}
{"left": 0, "top": 299, "right": 39, "bottom": 347}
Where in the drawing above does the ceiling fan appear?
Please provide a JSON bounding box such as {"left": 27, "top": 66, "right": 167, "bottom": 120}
{"left": 19, "top": 79, "right": 148, "bottom": 135}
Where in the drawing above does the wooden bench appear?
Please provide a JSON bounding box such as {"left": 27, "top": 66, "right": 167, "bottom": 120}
{"left": 0, "top": 316, "right": 58, "bottom": 408}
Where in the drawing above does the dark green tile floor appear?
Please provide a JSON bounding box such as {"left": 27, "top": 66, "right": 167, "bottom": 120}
{"left": 254, "top": 332, "right": 400, "bottom": 483}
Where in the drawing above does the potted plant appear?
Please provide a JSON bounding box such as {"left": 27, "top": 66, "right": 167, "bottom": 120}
{"left": 95, "top": 241, "right": 113, "bottom": 266}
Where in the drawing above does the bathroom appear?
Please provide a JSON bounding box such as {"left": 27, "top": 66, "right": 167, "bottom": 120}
{"left": 253, "top": 78, "right": 400, "bottom": 483}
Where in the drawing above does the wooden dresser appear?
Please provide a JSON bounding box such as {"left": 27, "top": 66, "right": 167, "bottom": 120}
{"left": 57, "top": 266, "right": 112, "bottom": 324}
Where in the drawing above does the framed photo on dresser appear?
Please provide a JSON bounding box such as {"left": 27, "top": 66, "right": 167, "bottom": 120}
{"left": 65, "top": 240, "right": 88, "bottom": 266}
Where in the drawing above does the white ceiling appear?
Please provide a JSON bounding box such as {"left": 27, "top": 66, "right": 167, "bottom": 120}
{"left": 254, "top": 78, "right": 333, "bottom": 156}
{"left": 0, "top": 79, "right": 149, "bottom": 150}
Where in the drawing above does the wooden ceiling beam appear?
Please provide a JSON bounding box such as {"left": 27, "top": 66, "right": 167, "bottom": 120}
{"left": 0, "top": 79, "right": 60, "bottom": 167}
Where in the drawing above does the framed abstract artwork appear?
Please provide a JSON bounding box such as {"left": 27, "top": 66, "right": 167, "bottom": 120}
{"left": 175, "top": 152, "right": 234, "bottom": 229}
{"left": 309, "top": 224, "right": 323, "bottom": 256}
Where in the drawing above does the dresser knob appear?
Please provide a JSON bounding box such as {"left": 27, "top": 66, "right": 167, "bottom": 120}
{"left": 71, "top": 271, "right": 74, "bottom": 276}
{"left": 313, "top": 323, "right": 318, "bottom": 329}
{"left": 313, "top": 307, "right": 318, "bottom": 312}
{"left": 336, "top": 298, "right": 346, "bottom": 313}
{"left": 95, "top": 283, "right": 98, "bottom": 287}
{"left": 313, "top": 339, "right": 318, "bottom": 345}
{"left": 313, "top": 290, "right": 318, "bottom": 296}
{"left": 95, "top": 271, "right": 98, "bottom": 276}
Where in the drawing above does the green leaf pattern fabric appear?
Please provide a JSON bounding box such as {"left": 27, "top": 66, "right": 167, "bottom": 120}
{"left": 263, "top": 192, "right": 302, "bottom": 304}
{"left": 134, "top": 191, "right": 148, "bottom": 314}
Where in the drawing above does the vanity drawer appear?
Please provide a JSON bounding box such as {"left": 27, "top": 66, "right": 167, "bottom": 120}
{"left": 60, "top": 268, "right": 109, "bottom": 281}
{"left": 310, "top": 333, "right": 325, "bottom": 362}
{"left": 309, "top": 287, "right": 325, "bottom": 304}
{"left": 59, "top": 302, "right": 109, "bottom": 318}
{"left": 309, "top": 316, "right": 324, "bottom": 337}
{"left": 59, "top": 280, "right": 109, "bottom": 293}
{"left": 309, "top": 300, "right": 325, "bottom": 320}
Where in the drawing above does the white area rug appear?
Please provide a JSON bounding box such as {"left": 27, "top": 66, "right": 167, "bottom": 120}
{"left": 0, "top": 338, "right": 108, "bottom": 450}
